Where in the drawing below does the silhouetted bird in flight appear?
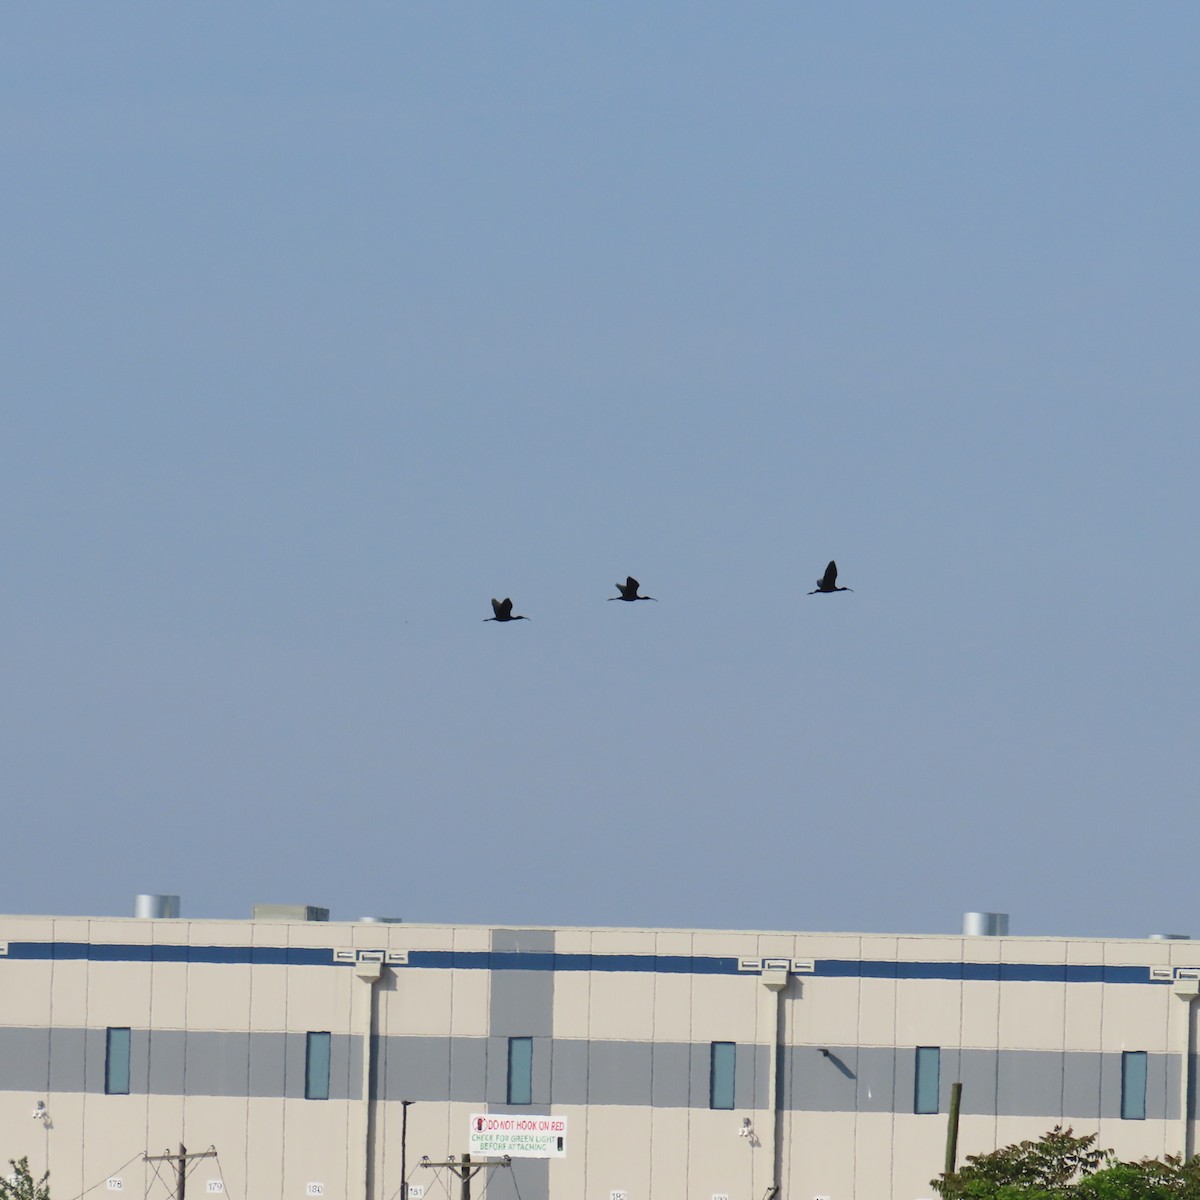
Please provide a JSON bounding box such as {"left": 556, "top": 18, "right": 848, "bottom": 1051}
{"left": 809, "top": 561, "right": 853, "bottom": 594}
{"left": 608, "top": 576, "right": 657, "bottom": 602}
{"left": 484, "top": 598, "right": 529, "bottom": 622}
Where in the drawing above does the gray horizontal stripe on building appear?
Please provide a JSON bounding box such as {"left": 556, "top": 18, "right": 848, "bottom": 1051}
{"left": 0, "top": 1029, "right": 1183, "bottom": 1119}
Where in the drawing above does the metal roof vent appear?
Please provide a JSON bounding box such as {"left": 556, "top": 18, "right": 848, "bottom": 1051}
{"left": 963, "top": 911, "right": 1009, "bottom": 936}
{"left": 1149, "top": 933, "right": 1191, "bottom": 940}
{"left": 135, "top": 894, "right": 180, "bottom": 919}
{"left": 252, "top": 904, "right": 330, "bottom": 922}
{"left": 359, "top": 916, "right": 403, "bottom": 924}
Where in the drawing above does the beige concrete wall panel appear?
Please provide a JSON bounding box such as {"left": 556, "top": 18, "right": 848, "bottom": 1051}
{"left": 646, "top": 1106, "right": 691, "bottom": 1199}
{"left": 87, "top": 963, "right": 153, "bottom": 1029}
{"left": 998, "top": 939, "right": 1067, "bottom": 966}
{"left": 245, "top": 1096, "right": 287, "bottom": 1200}
{"left": 148, "top": 964, "right": 190, "bottom": 1031}
{"left": 756, "top": 933, "right": 798, "bottom": 960}
{"left": 689, "top": 977, "right": 758, "bottom": 1044}
{"left": 997, "top": 982, "right": 1067, "bottom": 1051}
{"left": 449, "top": 969, "right": 489, "bottom": 1038}
{"left": 1096, "top": 1116, "right": 1172, "bottom": 1165}
{"left": 50, "top": 961, "right": 91, "bottom": 1027}
{"left": 452, "top": 928, "right": 491, "bottom": 953}
{"left": 79, "top": 1099, "right": 146, "bottom": 1196}
{"left": 249, "top": 965, "right": 291, "bottom": 1032}
{"left": 145, "top": 1094, "right": 188, "bottom": 1177}
{"left": 654, "top": 930, "right": 694, "bottom": 957}
{"left": 0, "top": 963, "right": 53, "bottom": 1026}
{"left": 889, "top": 1114, "right": 951, "bottom": 1200}
{"left": 787, "top": 977, "right": 861, "bottom": 1048}
{"left": 898, "top": 936, "right": 961, "bottom": 964}
{"left": 847, "top": 1111, "right": 896, "bottom": 1200}
{"left": 386, "top": 927, "right": 455, "bottom": 951}
{"left": 960, "top": 981, "right": 1001, "bottom": 1049}
{"left": 797, "top": 935, "right": 863, "bottom": 961}
{"left": 1066, "top": 942, "right": 1106, "bottom": 966}
{"left": 0, "top": 917, "right": 55, "bottom": 942}
{"left": 581, "top": 1107, "right": 652, "bottom": 1200}
{"left": 1064, "top": 984, "right": 1105, "bottom": 1052}
{"left": 1099, "top": 987, "right": 1170, "bottom": 1053}
{"left": 895, "top": 980, "right": 964, "bottom": 1049}
{"left": 856, "top": 978, "right": 899, "bottom": 1048}
{"left": 1107, "top": 941, "right": 1171, "bottom": 969}
{"left": 962, "top": 939, "right": 1003, "bottom": 966}
{"left": 591, "top": 929, "right": 657, "bottom": 955}
{"left": 282, "top": 924, "right": 338, "bottom": 949}
{"left": 52, "top": 920, "right": 92, "bottom": 942}
{"left": 191, "top": 922, "right": 254, "bottom": 948}
{"left": 280, "top": 1100, "right": 353, "bottom": 1200}
{"left": 280, "top": 1099, "right": 350, "bottom": 1200}
{"left": 186, "top": 965, "right": 252, "bottom": 1032}
{"left": 683, "top": 1109, "right": 753, "bottom": 1200}
{"left": 651, "top": 974, "right": 692, "bottom": 1043}
{"left": 0, "top": 1095, "right": 55, "bottom": 1180}
{"left": 859, "top": 936, "right": 899, "bottom": 960}
{"left": 380, "top": 969, "right": 453, "bottom": 1037}
{"left": 587, "top": 973, "right": 655, "bottom": 1041}
{"left": 285, "top": 965, "right": 355, "bottom": 1036}
{"left": 690, "top": 932, "right": 755, "bottom": 960}
{"left": 784, "top": 1111, "right": 856, "bottom": 1200}
{"left": 551, "top": 971, "right": 591, "bottom": 1040}
{"left": 554, "top": 928, "right": 593, "bottom": 954}
{"left": 89, "top": 921, "right": 153, "bottom": 946}
{"left": 181, "top": 1095, "right": 252, "bottom": 1192}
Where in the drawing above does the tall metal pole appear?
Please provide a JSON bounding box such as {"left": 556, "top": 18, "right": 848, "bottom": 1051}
{"left": 459, "top": 1153, "right": 471, "bottom": 1200}
{"left": 399, "top": 1102, "right": 412, "bottom": 1200}
{"left": 176, "top": 1144, "right": 187, "bottom": 1200}
{"left": 944, "top": 1083, "right": 963, "bottom": 1178}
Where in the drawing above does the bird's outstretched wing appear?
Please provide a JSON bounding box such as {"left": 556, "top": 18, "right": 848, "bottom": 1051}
{"left": 490, "top": 598, "right": 508, "bottom": 619}
{"left": 498, "top": 598, "right": 514, "bottom": 618}
{"left": 820, "top": 561, "right": 838, "bottom": 589}
{"left": 626, "top": 577, "right": 639, "bottom": 591}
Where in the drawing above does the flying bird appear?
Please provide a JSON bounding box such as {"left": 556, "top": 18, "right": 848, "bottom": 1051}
{"left": 484, "top": 598, "right": 529, "bottom": 622}
{"left": 608, "top": 576, "right": 657, "bottom": 602}
{"left": 809, "top": 561, "right": 853, "bottom": 594}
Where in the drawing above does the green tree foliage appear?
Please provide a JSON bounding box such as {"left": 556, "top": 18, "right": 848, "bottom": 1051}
{"left": 0, "top": 1159, "right": 50, "bottom": 1200}
{"left": 933, "top": 1126, "right": 1200, "bottom": 1199}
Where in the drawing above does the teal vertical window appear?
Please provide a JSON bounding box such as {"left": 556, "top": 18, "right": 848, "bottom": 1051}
{"left": 914, "top": 1046, "right": 940, "bottom": 1114}
{"left": 1121, "top": 1051, "right": 1148, "bottom": 1120}
{"left": 507, "top": 1037, "right": 533, "bottom": 1104}
{"left": 305, "top": 1032, "right": 331, "bottom": 1100}
{"left": 710, "top": 1041, "right": 736, "bottom": 1110}
{"left": 105, "top": 1027, "right": 131, "bottom": 1095}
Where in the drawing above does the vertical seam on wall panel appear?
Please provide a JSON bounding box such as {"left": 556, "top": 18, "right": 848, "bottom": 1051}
{"left": 280, "top": 932, "right": 290, "bottom": 1200}
{"left": 82, "top": 919, "right": 90, "bottom": 1190}
{"left": 244, "top": 961, "right": 253, "bottom": 1198}
{"left": 992, "top": 965, "right": 1002, "bottom": 1149}
{"left": 1059, "top": 977, "right": 1068, "bottom": 1123}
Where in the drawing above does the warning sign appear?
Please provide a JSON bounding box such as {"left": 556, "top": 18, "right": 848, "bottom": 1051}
{"left": 468, "top": 1114, "right": 567, "bottom": 1159}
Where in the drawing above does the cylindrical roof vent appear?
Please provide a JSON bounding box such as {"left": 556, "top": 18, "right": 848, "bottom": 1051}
{"left": 963, "top": 911, "right": 1009, "bottom": 936}
{"left": 359, "top": 916, "right": 404, "bottom": 924}
{"left": 1150, "top": 933, "right": 1191, "bottom": 941}
{"left": 135, "top": 894, "right": 180, "bottom": 919}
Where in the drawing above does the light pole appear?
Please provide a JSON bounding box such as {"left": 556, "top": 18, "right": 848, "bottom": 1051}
{"left": 400, "top": 1101, "right": 414, "bottom": 1200}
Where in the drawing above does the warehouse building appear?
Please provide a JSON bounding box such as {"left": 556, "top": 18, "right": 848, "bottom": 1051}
{"left": 2, "top": 901, "right": 1199, "bottom": 1200}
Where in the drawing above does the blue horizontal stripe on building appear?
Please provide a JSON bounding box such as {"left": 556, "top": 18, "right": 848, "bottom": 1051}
{"left": 0, "top": 942, "right": 1166, "bottom": 984}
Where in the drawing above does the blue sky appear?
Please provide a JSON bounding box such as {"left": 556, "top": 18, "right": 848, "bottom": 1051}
{"left": 3, "top": 4, "right": 1197, "bottom": 938}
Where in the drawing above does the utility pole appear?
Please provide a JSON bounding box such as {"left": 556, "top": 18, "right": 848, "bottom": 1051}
{"left": 944, "top": 1082, "right": 963, "bottom": 1177}
{"left": 420, "top": 1152, "right": 511, "bottom": 1200}
{"left": 399, "top": 1102, "right": 413, "bottom": 1200}
{"left": 144, "top": 1145, "right": 217, "bottom": 1200}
